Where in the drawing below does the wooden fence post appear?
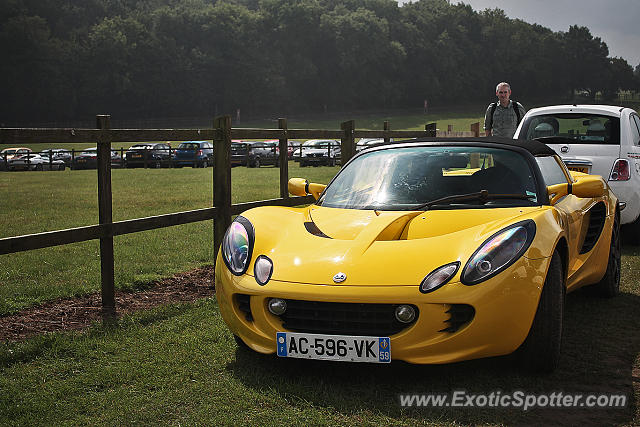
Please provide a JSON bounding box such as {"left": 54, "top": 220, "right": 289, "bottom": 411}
{"left": 96, "top": 114, "right": 115, "bottom": 321}
{"left": 278, "top": 118, "right": 289, "bottom": 199}
{"left": 426, "top": 122, "right": 437, "bottom": 137}
{"left": 384, "top": 120, "right": 390, "bottom": 143}
{"left": 213, "top": 115, "right": 232, "bottom": 262}
{"left": 340, "top": 120, "right": 355, "bottom": 165}
{"left": 471, "top": 122, "right": 480, "bottom": 137}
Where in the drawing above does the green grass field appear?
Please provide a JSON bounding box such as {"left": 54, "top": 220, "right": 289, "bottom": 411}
{"left": 1, "top": 269, "right": 638, "bottom": 425}
{"left": 1, "top": 110, "right": 638, "bottom": 425}
{"left": 0, "top": 163, "right": 339, "bottom": 314}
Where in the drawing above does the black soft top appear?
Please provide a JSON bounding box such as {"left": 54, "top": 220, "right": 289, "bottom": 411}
{"left": 392, "top": 136, "right": 558, "bottom": 157}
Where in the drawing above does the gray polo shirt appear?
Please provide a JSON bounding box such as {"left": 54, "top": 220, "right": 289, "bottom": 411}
{"left": 484, "top": 100, "right": 526, "bottom": 138}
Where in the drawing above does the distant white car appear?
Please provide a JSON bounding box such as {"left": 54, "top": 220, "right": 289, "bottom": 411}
{"left": 514, "top": 104, "right": 640, "bottom": 237}
{"left": 355, "top": 138, "right": 395, "bottom": 152}
{"left": 8, "top": 153, "right": 66, "bottom": 171}
{"left": 296, "top": 139, "right": 340, "bottom": 167}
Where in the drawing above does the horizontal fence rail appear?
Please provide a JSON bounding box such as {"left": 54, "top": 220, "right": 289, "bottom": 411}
{"left": 1, "top": 116, "right": 479, "bottom": 319}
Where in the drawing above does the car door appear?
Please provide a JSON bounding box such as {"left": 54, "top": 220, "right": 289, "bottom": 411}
{"left": 537, "top": 156, "right": 592, "bottom": 282}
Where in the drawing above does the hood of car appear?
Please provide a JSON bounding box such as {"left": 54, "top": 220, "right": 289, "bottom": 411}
{"left": 241, "top": 205, "right": 548, "bottom": 287}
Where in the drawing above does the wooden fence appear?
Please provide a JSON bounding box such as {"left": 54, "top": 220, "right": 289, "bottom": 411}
{"left": 0, "top": 116, "right": 480, "bottom": 320}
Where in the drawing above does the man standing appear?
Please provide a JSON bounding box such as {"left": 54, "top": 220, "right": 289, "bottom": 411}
{"left": 484, "top": 82, "right": 526, "bottom": 137}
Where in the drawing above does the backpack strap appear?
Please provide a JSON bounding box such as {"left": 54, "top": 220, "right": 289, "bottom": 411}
{"left": 488, "top": 102, "right": 497, "bottom": 130}
{"left": 512, "top": 100, "right": 521, "bottom": 125}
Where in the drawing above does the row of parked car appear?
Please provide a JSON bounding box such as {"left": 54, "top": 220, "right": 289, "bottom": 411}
{"left": 1, "top": 141, "right": 217, "bottom": 171}
{"left": 1, "top": 138, "right": 378, "bottom": 171}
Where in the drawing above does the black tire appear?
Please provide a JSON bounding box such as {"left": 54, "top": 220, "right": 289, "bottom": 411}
{"left": 58, "top": 164, "right": 65, "bottom": 171}
{"left": 36, "top": 164, "right": 43, "bottom": 171}
{"left": 623, "top": 216, "right": 640, "bottom": 246}
{"left": 517, "top": 251, "right": 564, "bottom": 373}
{"left": 329, "top": 158, "right": 336, "bottom": 167}
{"left": 154, "top": 160, "right": 162, "bottom": 169}
{"left": 254, "top": 157, "right": 261, "bottom": 168}
{"left": 300, "top": 161, "right": 307, "bottom": 167}
{"left": 588, "top": 212, "right": 621, "bottom": 297}
{"left": 202, "top": 160, "right": 208, "bottom": 168}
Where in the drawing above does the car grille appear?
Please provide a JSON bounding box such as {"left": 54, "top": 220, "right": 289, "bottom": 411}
{"left": 439, "top": 304, "right": 475, "bottom": 333}
{"left": 277, "top": 299, "right": 418, "bottom": 336}
{"left": 235, "top": 294, "right": 253, "bottom": 321}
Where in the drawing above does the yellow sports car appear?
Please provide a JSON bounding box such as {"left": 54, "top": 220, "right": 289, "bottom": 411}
{"left": 216, "top": 138, "right": 621, "bottom": 373}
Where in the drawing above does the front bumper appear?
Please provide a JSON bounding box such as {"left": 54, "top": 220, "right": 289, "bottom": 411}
{"left": 215, "top": 253, "right": 551, "bottom": 364}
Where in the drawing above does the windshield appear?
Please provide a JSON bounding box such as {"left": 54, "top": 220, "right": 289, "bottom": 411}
{"left": 520, "top": 113, "right": 620, "bottom": 144}
{"left": 319, "top": 146, "right": 539, "bottom": 210}
{"left": 177, "top": 143, "right": 201, "bottom": 150}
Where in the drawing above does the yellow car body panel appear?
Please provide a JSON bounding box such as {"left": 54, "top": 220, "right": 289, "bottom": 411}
{"left": 215, "top": 200, "right": 611, "bottom": 364}
{"left": 215, "top": 139, "right": 619, "bottom": 367}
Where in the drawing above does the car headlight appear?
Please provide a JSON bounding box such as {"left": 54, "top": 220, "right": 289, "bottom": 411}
{"left": 461, "top": 220, "right": 536, "bottom": 285}
{"left": 221, "top": 216, "right": 254, "bottom": 276}
{"left": 420, "top": 262, "right": 460, "bottom": 293}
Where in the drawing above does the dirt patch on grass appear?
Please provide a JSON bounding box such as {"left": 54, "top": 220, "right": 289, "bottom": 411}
{"left": 0, "top": 266, "right": 214, "bottom": 342}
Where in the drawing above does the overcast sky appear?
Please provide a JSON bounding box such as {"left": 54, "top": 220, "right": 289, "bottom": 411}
{"left": 399, "top": 0, "right": 640, "bottom": 67}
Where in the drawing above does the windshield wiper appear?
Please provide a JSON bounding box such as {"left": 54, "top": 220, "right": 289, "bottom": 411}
{"left": 413, "top": 190, "right": 536, "bottom": 211}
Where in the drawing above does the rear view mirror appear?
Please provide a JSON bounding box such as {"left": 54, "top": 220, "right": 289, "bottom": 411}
{"left": 547, "top": 175, "right": 606, "bottom": 205}
{"left": 572, "top": 175, "right": 605, "bottom": 198}
{"left": 288, "top": 178, "right": 326, "bottom": 200}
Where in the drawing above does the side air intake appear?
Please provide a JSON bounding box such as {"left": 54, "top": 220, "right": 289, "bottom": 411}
{"left": 579, "top": 202, "right": 607, "bottom": 254}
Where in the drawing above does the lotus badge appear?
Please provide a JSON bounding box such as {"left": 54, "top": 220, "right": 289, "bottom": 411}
{"left": 333, "top": 272, "right": 347, "bottom": 283}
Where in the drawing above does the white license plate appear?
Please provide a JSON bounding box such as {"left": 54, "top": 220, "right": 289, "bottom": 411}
{"left": 276, "top": 332, "right": 391, "bottom": 363}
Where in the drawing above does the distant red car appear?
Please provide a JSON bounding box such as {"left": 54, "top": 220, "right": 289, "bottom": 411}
{"left": 265, "top": 140, "right": 302, "bottom": 160}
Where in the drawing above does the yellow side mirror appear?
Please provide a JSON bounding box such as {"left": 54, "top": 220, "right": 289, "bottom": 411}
{"left": 572, "top": 175, "right": 605, "bottom": 198}
{"left": 288, "top": 178, "right": 327, "bottom": 200}
{"left": 547, "top": 175, "right": 606, "bottom": 205}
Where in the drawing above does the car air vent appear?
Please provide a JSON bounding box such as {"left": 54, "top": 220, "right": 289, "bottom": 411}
{"left": 278, "top": 299, "right": 417, "bottom": 336}
{"left": 304, "top": 221, "right": 331, "bottom": 238}
{"left": 439, "top": 304, "right": 475, "bottom": 333}
{"left": 579, "top": 202, "right": 607, "bottom": 254}
{"left": 235, "top": 294, "right": 253, "bottom": 321}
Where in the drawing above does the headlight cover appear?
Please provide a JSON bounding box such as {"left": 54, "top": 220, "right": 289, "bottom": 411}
{"left": 221, "top": 216, "right": 254, "bottom": 276}
{"left": 462, "top": 220, "right": 536, "bottom": 286}
{"left": 420, "top": 262, "right": 460, "bottom": 293}
{"left": 254, "top": 255, "right": 273, "bottom": 285}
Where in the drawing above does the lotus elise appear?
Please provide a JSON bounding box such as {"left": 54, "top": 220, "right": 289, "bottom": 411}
{"left": 216, "top": 138, "right": 621, "bottom": 372}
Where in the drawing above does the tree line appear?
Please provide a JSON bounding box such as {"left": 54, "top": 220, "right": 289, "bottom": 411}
{"left": 1, "top": 0, "right": 638, "bottom": 124}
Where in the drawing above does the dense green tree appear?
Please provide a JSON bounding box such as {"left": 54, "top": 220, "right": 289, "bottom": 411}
{"left": 0, "top": 0, "right": 635, "bottom": 123}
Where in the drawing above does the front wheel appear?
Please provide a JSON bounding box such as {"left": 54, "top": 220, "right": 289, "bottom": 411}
{"left": 517, "top": 251, "right": 564, "bottom": 373}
